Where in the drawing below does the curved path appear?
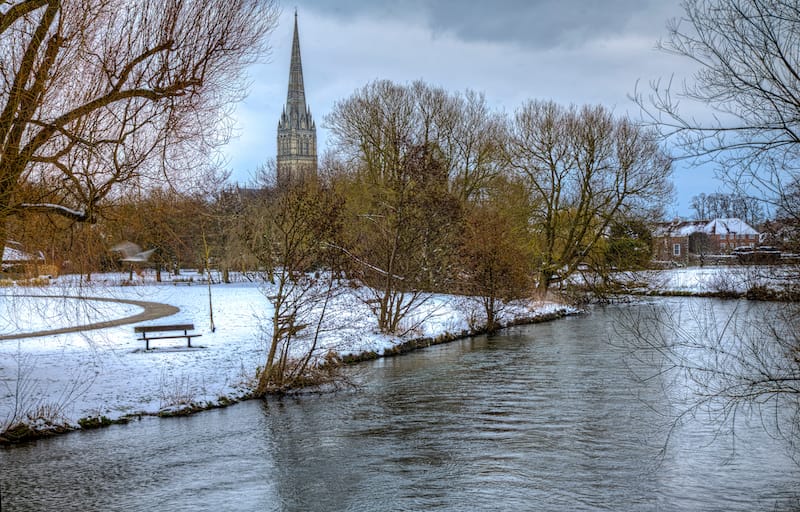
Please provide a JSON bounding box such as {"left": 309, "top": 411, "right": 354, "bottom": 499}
{"left": 0, "top": 295, "right": 179, "bottom": 341}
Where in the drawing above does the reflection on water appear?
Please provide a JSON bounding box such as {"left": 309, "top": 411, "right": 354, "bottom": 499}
{"left": 1, "top": 298, "right": 798, "bottom": 511}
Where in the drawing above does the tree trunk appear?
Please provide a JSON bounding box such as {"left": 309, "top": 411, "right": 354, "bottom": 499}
{"left": 536, "top": 270, "right": 551, "bottom": 298}
{"left": 486, "top": 295, "right": 497, "bottom": 333}
{"left": 259, "top": 277, "right": 286, "bottom": 394}
{"left": 0, "top": 218, "right": 7, "bottom": 261}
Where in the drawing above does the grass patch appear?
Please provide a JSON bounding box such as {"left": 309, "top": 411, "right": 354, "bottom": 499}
{"left": 77, "top": 416, "right": 114, "bottom": 429}
{"left": 0, "top": 421, "right": 72, "bottom": 444}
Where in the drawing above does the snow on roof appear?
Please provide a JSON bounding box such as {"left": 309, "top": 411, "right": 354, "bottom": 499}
{"left": 702, "top": 218, "right": 759, "bottom": 236}
{"left": 655, "top": 218, "right": 759, "bottom": 237}
{"left": 2, "top": 242, "right": 44, "bottom": 263}
{"left": 653, "top": 220, "right": 707, "bottom": 237}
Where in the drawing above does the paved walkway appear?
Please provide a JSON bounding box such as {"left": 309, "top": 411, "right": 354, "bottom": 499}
{"left": 0, "top": 295, "right": 179, "bottom": 341}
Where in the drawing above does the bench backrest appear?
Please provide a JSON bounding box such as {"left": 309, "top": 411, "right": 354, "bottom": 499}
{"left": 134, "top": 324, "right": 195, "bottom": 333}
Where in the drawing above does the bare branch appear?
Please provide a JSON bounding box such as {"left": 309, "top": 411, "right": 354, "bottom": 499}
{"left": 636, "top": 0, "right": 800, "bottom": 213}
{"left": 0, "top": 0, "right": 279, "bottom": 239}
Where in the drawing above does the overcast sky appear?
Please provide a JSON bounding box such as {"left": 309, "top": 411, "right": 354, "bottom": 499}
{"left": 221, "top": 0, "right": 719, "bottom": 217}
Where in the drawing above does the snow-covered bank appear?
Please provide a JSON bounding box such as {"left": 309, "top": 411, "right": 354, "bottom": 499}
{"left": 618, "top": 265, "right": 799, "bottom": 298}
{"left": 0, "top": 272, "right": 576, "bottom": 439}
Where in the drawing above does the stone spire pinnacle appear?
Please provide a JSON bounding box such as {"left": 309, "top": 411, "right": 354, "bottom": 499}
{"left": 286, "top": 10, "right": 306, "bottom": 112}
{"left": 277, "top": 11, "right": 317, "bottom": 185}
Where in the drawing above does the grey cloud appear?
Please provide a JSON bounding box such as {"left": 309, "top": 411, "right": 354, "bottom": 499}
{"left": 295, "top": 0, "right": 678, "bottom": 49}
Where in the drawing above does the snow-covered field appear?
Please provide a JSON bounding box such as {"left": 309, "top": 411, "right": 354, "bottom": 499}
{"left": 631, "top": 264, "right": 798, "bottom": 295}
{"left": 0, "top": 271, "right": 573, "bottom": 431}
{"left": 3, "top": 264, "right": 794, "bottom": 435}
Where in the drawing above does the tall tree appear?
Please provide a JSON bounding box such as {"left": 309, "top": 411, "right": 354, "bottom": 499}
{"left": 778, "top": 178, "right": 800, "bottom": 222}
{"left": 326, "top": 80, "right": 462, "bottom": 334}
{"left": 459, "top": 176, "right": 534, "bottom": 332}
{"left": 636, "top": 1, "right": 800, "bottom": 453}
{"left": 506, "top": 101, "right": 672, "bottom": 294}
{"left": 109, "top": 189, "right": 208, "bottom": 280}
{"left": 424, "top": 89, "right": 506, "bottom": 203}
{"left": 690, "top": 192, "right": 764, "bottom": 224}
{"left": 0, "top": 0, "right": 278, "bottom": 244}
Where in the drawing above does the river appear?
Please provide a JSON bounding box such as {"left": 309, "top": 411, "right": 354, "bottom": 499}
{"left": 1, "top": 298, "right": 798, "bottom": 511}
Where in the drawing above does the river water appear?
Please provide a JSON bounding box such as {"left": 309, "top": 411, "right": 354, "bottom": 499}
{"left": 1, "top": 298, "right": 798, "bottom": 511}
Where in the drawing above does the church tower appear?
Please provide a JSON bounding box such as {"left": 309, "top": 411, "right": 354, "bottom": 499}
{"left": 277, "top": 12, "right": 317, "bottom": 185}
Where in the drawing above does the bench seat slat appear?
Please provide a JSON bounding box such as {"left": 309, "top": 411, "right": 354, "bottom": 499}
{"left": 136, "top": 334, "right": 203, "bottom": 341}
{"left": 135, "top": 324, "right": 194, "bottom": 333}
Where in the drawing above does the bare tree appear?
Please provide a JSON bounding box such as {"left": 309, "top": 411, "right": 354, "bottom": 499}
{"left": 108, "top": 189, "right": 210, "bottom": 280}
{"left": 690, "top": 192, "right": 764, "bottom": 224}
{"left": 637, "top": 0, "right": 800, "bottom": 220}
{"left": 505, "top": 101, "right": 673, "bottom": 295}
{"left": 777, "top": 177, "right": 800, "bottom": 223}
{"left": 326, "top": 80, "right": 462, "bottom": 334}
{"left": 429, "top": 89, "right": 507, "bottom": 203}
{"left": 251, "top": 177, "right": 342, "bottom": 394}
{"left": 634, "top": 2, "right": 800, "bottom": 459}
{"left": 0, "top": 0, "right": 278, "bottom": 244}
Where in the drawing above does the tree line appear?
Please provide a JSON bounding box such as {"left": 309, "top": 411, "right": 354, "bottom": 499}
{"left": 8, "top": 80, "right": 671, "bottom": 322}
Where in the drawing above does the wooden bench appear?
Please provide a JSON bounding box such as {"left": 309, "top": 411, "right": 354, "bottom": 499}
{"left": 134, "top": 324, "right": 202, "bottom": 350}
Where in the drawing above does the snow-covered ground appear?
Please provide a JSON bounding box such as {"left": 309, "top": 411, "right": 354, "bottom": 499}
{"left": 630, "top": 264, "right": 797, "bottom": 295}
{"left": 0, "top": 271, "right": 573, "bottom": 431}
{"left": 3, "top": 264, "right": 794, "bottom": 435}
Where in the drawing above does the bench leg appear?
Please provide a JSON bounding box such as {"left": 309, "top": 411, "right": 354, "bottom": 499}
{"left": 146, "top": 337, "right": 150, "bottom": 350}
{"left": 185, "top": 331, "right": 192, "bottom": 348}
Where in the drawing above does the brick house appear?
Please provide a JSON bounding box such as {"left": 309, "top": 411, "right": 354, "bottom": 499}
{"left": 654, "top": 218, "right": 760, "bottom": 263}
{"left": 704, "top": 218, "right": 761, "bottom": 252}
{"left": 653, "top": 220, "right": 707, "bottom": 262}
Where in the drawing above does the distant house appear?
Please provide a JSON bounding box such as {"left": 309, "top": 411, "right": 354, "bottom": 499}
{"left": 704, "top": 218, "right": 761, "bottom": 252}
{"left": 653, "top": 220, "right": 707, "bottom": 262}
{"left": 654, "top": 218, "right": 760, "bottom": 262}
{"left": 2, "top": 241, "right": 46, "bottom": 274}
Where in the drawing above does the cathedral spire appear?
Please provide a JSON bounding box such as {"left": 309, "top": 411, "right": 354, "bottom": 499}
{"left": 286, "top": 10, "right": 306, "bottom": 112}
{"left": 277, "top": 11, "right": 317, "bottom": 185}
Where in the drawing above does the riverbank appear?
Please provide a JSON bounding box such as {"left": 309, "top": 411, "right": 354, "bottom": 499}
{"left": 1, "top": 272, "right": 577, "bottom": 444}
{"left": 5, "top": 264, "right": 794, "bottom": 444}
{"left": 604, "top": 264, "right": 800, "bottom": 301}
